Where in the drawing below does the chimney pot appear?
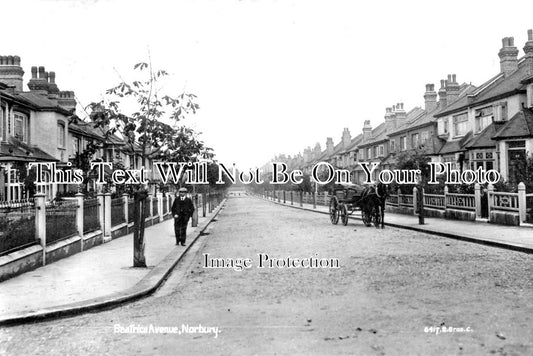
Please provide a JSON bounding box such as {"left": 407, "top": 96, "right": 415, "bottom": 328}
{"left": 452, "top": 74, "right": 456, "bottom": 83}
{"left": 529, "top": 29, "right": 533, "bottom": 41}
{"left": 49, "top": 71, "right": 56, "bottom": 83}
{"left": 31, "top": 66, "right": 37, "bottom": 78}
{"left": 38, "top": 66, "right": 45, "bottom": 78}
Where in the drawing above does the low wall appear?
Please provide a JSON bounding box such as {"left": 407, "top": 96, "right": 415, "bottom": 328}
{"left": 46, "top": 236, "right": 82, "bottom": 264}
{"left": 111, "top": 223, "right": 128, "bottom": 239}
{"left": 0, "top": 245, "right": 43, "bottom": 282}
{"left": 490, "top": 211, "right": 520, "bottom": 226}
{"left": 445, "top": 208, "right": 476, "bottom": 222}
{"left": 83, "top": 231, "right": 103, "bottom": 250}
{"left": 386, "top": 205, "right": 414, "bottom": 215}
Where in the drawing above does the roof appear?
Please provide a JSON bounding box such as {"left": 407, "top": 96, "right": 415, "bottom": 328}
{"left": 464, "top": 121, "right": 506, "bottom": 149}
{"left": 438, "top": 131, "right": 473, "bottom": 154}
{"left": 492, "top": 109, "right": 533, "bottom": 140}
{"left": 437, "top": 59, "right": 529, "bottom": 117}
{"left": 0, "top": 138, "right": 57, "bottom": 162}
{"left": 340, "top": 133, "right": 364, "bottom": 154}
{"left": 17, "top": 92, "right": 72, "bottom": 115}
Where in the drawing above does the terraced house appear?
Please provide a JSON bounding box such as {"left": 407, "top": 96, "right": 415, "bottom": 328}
{"left": 0, "top": 55, "right": 151, "bottom": 202}
{"left": 434, "top": 30, "right": 533, "bottom": 183}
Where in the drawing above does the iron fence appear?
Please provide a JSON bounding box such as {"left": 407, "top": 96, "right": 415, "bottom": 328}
{"left": 111, "top": 197, "right": 126, "bottom": 226}
{"left": 153, "top": 197, "right": 159, "bottom": 217}
{"left": 0, "top": 204, "right": 37, "bottom": 255}
{"left": 128, "top": 198, "right": 135, "bottom": 223}
{"left": 83, "top": 198, "right": 100, "bottom": 233}
{"left": 46, "top": 201, "right": 78, "bottom": 245}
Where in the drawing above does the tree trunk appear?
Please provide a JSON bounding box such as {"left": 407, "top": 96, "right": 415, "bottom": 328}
{"left": 133, "top": 189, "right": 148, "bottom": 267}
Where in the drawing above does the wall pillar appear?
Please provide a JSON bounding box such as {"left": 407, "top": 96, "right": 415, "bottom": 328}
{"left": 474, "top": 183, "right": 481, "bottom": 219}
{"left": 76, "top": 192, "right": 84, "bottom": 251}
{"left": 34, "top": 193, "right": 46, "bottom": 266}
{"left": 518, "top": 182, "right": 526, "bottom": 224}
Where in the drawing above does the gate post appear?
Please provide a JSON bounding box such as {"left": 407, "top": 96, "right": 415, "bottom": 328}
{"left": 413, "top": 187, "right": 418, "bottom": 215}
{"left": 518, "top": 182, "right": 526, "bottom": 224}
{"left": 34, "top": 193, "right": 46, "bottom": 266}
{"left": 300, "top": 191, "right": 303, "bottom": 207}
{"left": 474, "top": 183, "right": 481, "bottom": 219}
{"left": 104, "top": 193, "right": 112, "bottom": 242}
{"left": 283, "top": 190, "right": 286, "bottom": 204}
{"left": 487, "top": 184, "right": 494, "bottom": 222}
{"left": 76, "top": 192, "right": 84, "bottom": 251}
{"left": 290, "top": 191, "right": 293, "bottom": 205}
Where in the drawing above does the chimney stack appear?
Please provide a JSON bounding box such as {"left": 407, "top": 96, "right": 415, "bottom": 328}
{"left": 28, "top": 65, "right": 50, "bottom": 94}
{"left": 445, "top": 74, "right": 460, "bottom": 104}
{"left": 384, "top": 106, "right": 397, "bottom": 132}
{"left": 524, "top": 29, "right": 533, "bottom": 75}
{"left": 438, "top": 79, "right": 447, "bottom": 108}
{"left": 424, "top": 83, "right": 437, "bottom": 112}
{"left": 0, "top": 55, "right": 24, "bottom": 92}
{"left": 499, "top": 37, "right": 519, "bottom": 76}
{"left": 47, "top": 71, "right": 60, "bottom": 98}
{"left": 362, "top": 120, "right": 372, "bottom": 141}
{"left": 58, "top": 91, "right": 77, "bottom": 112}
{"left": 342, "top": 127, "right": 351, "bottom": 149}
{"left": 326, "top": 137, "right": 334, "bottom": 155}
{"left": 395, "top": 102, "right": 407, "bottom": 123}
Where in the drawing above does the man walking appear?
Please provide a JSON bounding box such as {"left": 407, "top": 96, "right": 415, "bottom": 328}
{"left": 171, "top": 187, "right": 195, "bottom": 246}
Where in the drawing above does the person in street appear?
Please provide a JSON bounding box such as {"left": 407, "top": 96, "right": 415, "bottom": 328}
{"left": 171, "top": 187, "right": 195, "bottom": 246}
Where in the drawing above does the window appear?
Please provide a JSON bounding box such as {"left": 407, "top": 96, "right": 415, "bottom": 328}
{"left": 378, "top": 145, "right": 384, "bottom": 157}
{"left": 1, "top": 106, "right": 6, "bottom": 141}
{"left": 453, "top": 113, "right": 468, "bottom": 136}
{"left": 13, "top": 113, "right": 28, "bottom": 142}
{"left": 439, "top": 118, "right": 449, "bottom": 135}
{"left": 421, "top": 131, "right": 429, "bottom": 144}
{"left": 57, "top": 123, "right": 65, "bottom": 147}
{"left": 72, "top": 136, "right": 81, "bottom": 156}
{"left": 390, "top": 140, "right": 396, "bottom": 152}
{"left": 412, "top": 133, "right": 420, "bottom": 148}
{"left": 471, "top": 150, "right": 495, "bottom": 171}
{"left": 475, "top": 106, "right": 493, "bottom": 133}
{"left": 367, "top": 148, "right": 372, "bottom": 159}
{"left": 400, "top": 136, "right": 407, "bottom": 151}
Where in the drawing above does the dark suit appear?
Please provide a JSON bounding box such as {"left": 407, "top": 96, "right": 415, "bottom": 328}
{"left": 171, "top": 195, "right": 195, "bottom": 244}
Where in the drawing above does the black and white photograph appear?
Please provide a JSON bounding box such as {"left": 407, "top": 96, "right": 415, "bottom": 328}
{"left": 1, "top": 0, "right": 533, "bottom": 354}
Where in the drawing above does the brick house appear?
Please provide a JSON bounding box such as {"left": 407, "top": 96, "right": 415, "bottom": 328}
{"left": 434, "top": 31, "right": 533, "bottom": 182}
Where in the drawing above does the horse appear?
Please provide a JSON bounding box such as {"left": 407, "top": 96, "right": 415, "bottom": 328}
{"left": 360, "top": 182, "right": 388, "bottom": 228}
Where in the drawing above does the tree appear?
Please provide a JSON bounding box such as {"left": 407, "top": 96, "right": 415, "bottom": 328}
{"left": 87, "top": 60, "right": 203, "bottom": 267}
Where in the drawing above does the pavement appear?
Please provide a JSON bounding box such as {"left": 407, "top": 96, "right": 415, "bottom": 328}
{"left": 0, "top": 200, "right": 226, "bottom": 326}
{"left": 262, "top": 195, "right": 533, "bottom": 254}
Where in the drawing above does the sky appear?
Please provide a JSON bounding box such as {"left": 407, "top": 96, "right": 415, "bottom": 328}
{"left": 3, "top": 0, "right": 533, "bottom": 171}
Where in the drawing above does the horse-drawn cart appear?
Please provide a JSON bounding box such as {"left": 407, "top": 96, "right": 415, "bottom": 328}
{"left": 329, "top": 183, "right": 385, "bottom": 228}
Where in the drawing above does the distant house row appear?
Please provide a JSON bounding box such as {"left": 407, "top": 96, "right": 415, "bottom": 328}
{"left": 271, "top": 30, "right": 533, "bottom": 186}
{"left": 0, "top": 57, "right": 152, "bottom": 201}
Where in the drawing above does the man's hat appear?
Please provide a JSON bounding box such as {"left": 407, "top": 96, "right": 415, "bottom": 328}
{"left": 178, "top": 188, "right": 188, "bottom": 193}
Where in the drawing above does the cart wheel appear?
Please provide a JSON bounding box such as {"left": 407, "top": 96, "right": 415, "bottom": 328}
{"left": 340, "top": 204, "right": 348, "bottom": 226}
{"left": 372, "top": 206, "right": 382, "bottom": 228}
{"left": 362, "top": 208, "right": 372, "bottom": 227}
{"left": 329, "top": 196, "right": 339, "bottom": 225}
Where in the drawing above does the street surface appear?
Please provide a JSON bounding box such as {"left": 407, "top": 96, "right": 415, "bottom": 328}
{"left": 1, "top": 196, "right": 532, "bottom": 355}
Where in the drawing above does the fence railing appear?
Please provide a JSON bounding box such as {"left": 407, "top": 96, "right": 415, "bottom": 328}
{"left": 446, "top": 192, "right": 476, "bottom": 211}
{"left": 83, "top": 198, "right": 100, "bottom": 234}
{"left": 0, "top": 204, "right": 37, "bottom": 255}
{"left": 46, "top": 201, "right": 78, "bottom": 245}
{"left": 265, "top": 182, "right": 533, "bottom": 226}
{"left": 111, "top": 197, "right": 126, "bottom": 227}
{"left": 488, "top": 191, "right": 519, "bottom": 212}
